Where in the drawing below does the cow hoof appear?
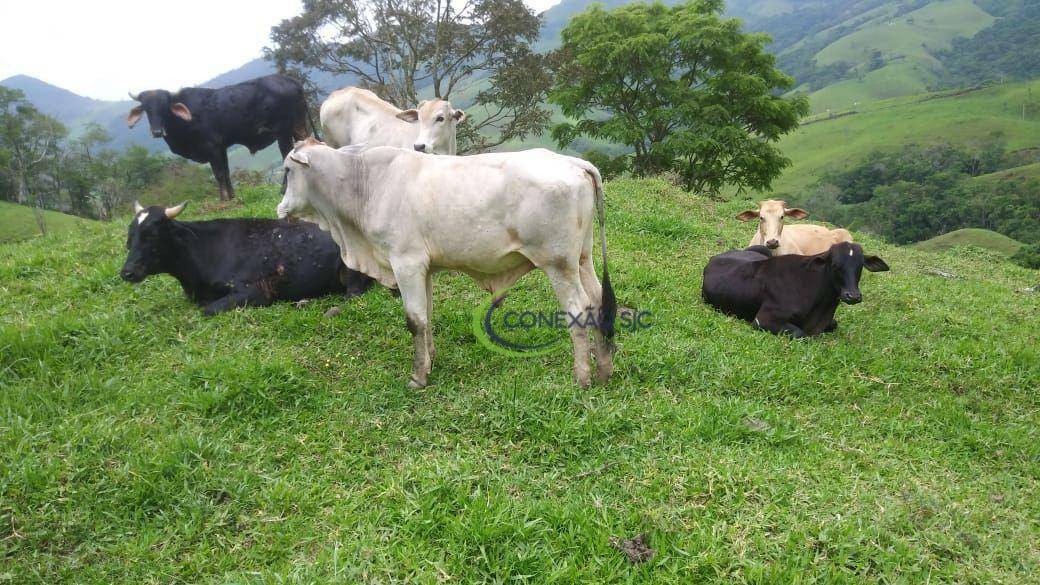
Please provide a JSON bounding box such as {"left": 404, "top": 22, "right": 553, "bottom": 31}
{"left": 407, "top": 377, "right": 427, "bottom": 389}
{"left": 595, "top": 367, "right": 613, "bottom": 385}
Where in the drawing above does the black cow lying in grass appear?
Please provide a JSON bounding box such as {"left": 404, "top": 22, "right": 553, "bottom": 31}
{"left": 120, "top": 202, "right": 372, "bottom": 316}
{"left": 702, "top": 242, "right": 889, "bottom": 338}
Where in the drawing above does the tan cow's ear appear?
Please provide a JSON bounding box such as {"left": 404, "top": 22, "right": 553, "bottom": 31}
{"left": 289, "top": 151, "right": 310, "bottom": 167}
{"left": 785, "top": 208, "right": 809, "bottom": 220}
{"left": 170, "top": 102, "right": 192, "bottom": 122}
{"left": 396, "top": 109, "right": 419, "bottom": 123}
{"left": 735, "top": 210, "right": 759, "bottom": 222}
{"left": 864, "top": 255, "right": 890, "bottom": 272}
{"left": 165, "top": 201, "right": 187, "bottom": 219}
{"left": 452, "top": 109, "right": 466, "bottom": 123}
{"left": 127, "top": 106, "right": 145, "bottom": 128}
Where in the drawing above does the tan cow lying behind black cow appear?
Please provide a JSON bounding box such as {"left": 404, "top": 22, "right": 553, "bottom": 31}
{"left": 736, "top": 199, "right": 853, "bottom": 256}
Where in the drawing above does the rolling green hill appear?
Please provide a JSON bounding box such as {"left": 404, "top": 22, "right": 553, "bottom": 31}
{"left": 0, "top": 200, "right": 93, "bottom": 243}
{"left": 770, "top": 79, "right": 1040, "bottom": 195}
{"left": 2, "top": 181, "right": 1038, "bottom": 581}
{"left": 793, "top": 0, "right": 996, "bottom": 113}
{"left": 912, "top": 228, "right": 1025, "bottom": 255}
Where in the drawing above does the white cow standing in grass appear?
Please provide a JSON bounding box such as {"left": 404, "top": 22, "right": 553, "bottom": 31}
{"left": 276, "top": 138, "right": 616, "bottom": 388}
{"left": 319, "top": 87, "right": 465, "bottom": 154}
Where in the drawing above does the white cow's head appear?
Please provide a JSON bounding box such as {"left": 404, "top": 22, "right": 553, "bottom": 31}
{"left": 395, "top": 99, "right": 465, "bottom": 155}
{"left": 277, "top": 139, "right": 367, "bottom": 222}
{"left": 277, "top": 138, "right": 324, "bottom": 221}
{"left": 736, "top": 199, "right": 809, "bottom": 250}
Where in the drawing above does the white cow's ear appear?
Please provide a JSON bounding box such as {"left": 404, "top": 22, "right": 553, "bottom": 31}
{"left": 133, "top": 200, "right": 145, "bottom": 214}
{"left": 396, "top": 109, "right": 419, "bottom": 123}
{"left": 170, "top": 102, "right": 192, "bottom": 122}
{"left": 127, "top": 106, "right": 145, "bottom": 128}
{"left": 289, "top": 151, "right": 310, "bottom": 167}
{"left": 452, "top": 109, "right": 466, "bottom": 123}
{"left": 735, "top": 210, "right": 759, "bottom": 222}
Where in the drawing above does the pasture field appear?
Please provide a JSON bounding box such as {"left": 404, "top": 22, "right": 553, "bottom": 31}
{"left": 802, "top": 0, "right": 994, "bottom": 114}
{"left": 772, "top": 79, "right": 1040, "bottom": 195}
{"left": 913, "top": 228, "right": 1025, "bottom": 257}
{"left": 0, "top": 201, "right": 92, "bottom": 244}
{"left": 1, "top": 180, "right": 1038, "bottom": 583}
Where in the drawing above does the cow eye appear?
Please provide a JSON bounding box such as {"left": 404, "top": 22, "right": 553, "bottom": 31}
{"left": 436, "top": 116, "right": 445, "bottom": 123}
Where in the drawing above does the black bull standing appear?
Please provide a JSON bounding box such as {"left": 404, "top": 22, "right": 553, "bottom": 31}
{"left": 127, "top": 74, "right": 313, "bottom": 200}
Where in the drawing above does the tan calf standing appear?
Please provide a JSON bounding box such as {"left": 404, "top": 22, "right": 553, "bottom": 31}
{"left": 736, "top": 199, "right": 853, "bottom": 256}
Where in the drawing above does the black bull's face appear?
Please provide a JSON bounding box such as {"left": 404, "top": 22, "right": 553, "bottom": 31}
{"left": 120, "top": 202, "right": 186, "bottom": 283}
{"left": 126, "top": 90, "right": 193, "bottom": 138}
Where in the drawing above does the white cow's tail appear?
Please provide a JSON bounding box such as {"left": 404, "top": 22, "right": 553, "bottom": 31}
{"left": 575, "top": 159, "right": 616, "bottom": 343}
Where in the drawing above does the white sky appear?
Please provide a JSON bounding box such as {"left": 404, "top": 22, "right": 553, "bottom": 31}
{"left": 0, "top": 0, "right": 562, "bottom": 101}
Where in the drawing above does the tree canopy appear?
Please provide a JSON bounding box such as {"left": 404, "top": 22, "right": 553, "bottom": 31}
{"left": 548, "top": 0, "right": 809, "bottom": 194}
{"left": 267, "top": 0, "right": 553, "bottom": 152}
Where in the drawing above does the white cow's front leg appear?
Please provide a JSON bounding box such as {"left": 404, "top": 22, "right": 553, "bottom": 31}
{"left": 393, "top": 262, "right": 433, "bottom": 388}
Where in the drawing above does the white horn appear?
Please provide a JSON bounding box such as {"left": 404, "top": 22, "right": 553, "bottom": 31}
{"left": 165, "top": 201, "right": 187, "bottom": 219}
{"left": 133, "top": 200, "right": 145, "bottom": 214}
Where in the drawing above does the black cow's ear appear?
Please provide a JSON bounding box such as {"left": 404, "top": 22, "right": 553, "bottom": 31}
{"left": 864, "top": 255, "right": 890, "bottom": 272}
{"left": 396, "top": 109, "right": 419, "bottom": 123}
{"left": 170, "top": 103, "right": 192, "bottom": 122}
{"left": 735, "top": 210, "right": 759, "bottom": 222}
{"left": 127, "top": 106, "right": 145, "bottom": 128}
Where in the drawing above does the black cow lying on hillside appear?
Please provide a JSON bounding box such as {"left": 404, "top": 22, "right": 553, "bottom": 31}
{"left": 120, "top": 202, "right": 372, "bottom": 316}
{"left": 127, "top": 74, "right": 313, "bottom": 201}
{"left": 702, "top": 242, "right": 889, "bottom": 337}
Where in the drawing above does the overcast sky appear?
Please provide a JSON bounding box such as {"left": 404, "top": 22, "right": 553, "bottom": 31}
{"left": 0, "top": 0, "right": 562, "bottom": 101}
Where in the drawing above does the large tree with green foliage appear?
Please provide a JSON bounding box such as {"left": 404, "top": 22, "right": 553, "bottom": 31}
{"left": 549, "top": 0, "right": 809, "bottom": 194}
{"left": 267, "top": 0, "right": 553, "bottom": 152}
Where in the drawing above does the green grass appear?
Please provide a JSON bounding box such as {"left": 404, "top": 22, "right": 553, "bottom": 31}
{"left": 772, "top": 79, "right": 1040, "bottom": 195}
{"left": 0, "top": 200, "right": 93, "bottom": 244}
{"left": 912, "top": 228, "right": 1025, "bottom": 256}
{"left": 2, "top": 180, "right": 1038, "bottom": 582}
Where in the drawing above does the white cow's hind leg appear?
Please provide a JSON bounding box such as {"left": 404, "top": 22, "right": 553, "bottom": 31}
{"left": 394, "top": 262, "right": 433, "bottom": 388}
{"left": 579, "top": 256, "right": 613, "bottom": 384}
{"left": 544, "top": 265, "right": 593, "bottom": 388}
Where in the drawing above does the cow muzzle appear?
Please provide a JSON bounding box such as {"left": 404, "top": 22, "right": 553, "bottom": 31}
{"left": 840, "top": 291, "right": 862, "bottom": 304}
{"left": 151, "top": 129, "right": 166, "bottom": 138}
{"left": 120, "top": 267, "right": 146, "bottom": 283}
{"left": 766, "top": 239, "right": 780, "bottom": 249}
{"left": 413, "top": 143, "right": 427, "bottom": 152}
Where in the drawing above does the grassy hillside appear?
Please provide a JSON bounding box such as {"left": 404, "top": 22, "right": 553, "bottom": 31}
{"left": 771, "top": 79, "right": 1040, "bottom": 194}
{"left": 2, "top": 180, "right": 1038, "bottom": 582}
{"left": 912, "top": 228, "right": 1025, "bottom": 255}
{"left": 781, "top": 0, "right": 997, "bottom": 113}
{"left": 0, "top": 200, "right": 92, "bottom": 243}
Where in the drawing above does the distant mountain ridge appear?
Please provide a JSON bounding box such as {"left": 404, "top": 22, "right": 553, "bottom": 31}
{"left": 0, "top": 0, "right": 1020, "bottom": 160}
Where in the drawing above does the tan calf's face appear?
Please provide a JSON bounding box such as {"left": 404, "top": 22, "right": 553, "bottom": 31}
{"left": 736, "top": 199, "right": 809, "bottom": 249}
